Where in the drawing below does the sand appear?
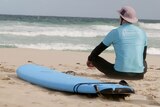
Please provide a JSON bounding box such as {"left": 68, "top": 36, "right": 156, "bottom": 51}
{"left": 0, "top": 48, "right": 160, "bottom": 107}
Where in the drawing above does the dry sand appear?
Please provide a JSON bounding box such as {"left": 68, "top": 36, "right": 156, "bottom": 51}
{"left": 0, "top": 48, "right": 160, "bottom": 107}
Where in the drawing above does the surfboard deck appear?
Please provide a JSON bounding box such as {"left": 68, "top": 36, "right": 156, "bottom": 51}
{"left": 16, "top": 64, "right": 135, "bottom": 97}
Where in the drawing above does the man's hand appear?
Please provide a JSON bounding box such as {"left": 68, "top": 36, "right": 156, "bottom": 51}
{"left": 86, "top": 60, "right": 94, "bottom": 68}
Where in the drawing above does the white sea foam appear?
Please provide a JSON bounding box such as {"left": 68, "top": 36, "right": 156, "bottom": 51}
{"left": 146, "top": 32, "right": 160, "bottom": 37}
{"left": 147, "top": 48, "right": 160, "bottom": 55}
{"left": 1, "top": 21, "right": 160, "bottom": 38}
{"left": 138, "top": 22, "right": 160, "bottom": 37}
{"left": 1, "top": 43, "right": 160, "bottom": 55}
{"left": 11, "top": 43, "right": 93, "bottom": 51}
{"left": 139, "top": 22, "right": 160, "bottom": 30}
{"left": 0, "top": 24, "right": 115, "bottom": 37}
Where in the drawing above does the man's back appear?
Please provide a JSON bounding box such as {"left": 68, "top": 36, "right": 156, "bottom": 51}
{"left": 103, "top": 23, "right": 147, "bottom": 73}
{"left": 114, "top": 23, "right": 147, "bottom": 73}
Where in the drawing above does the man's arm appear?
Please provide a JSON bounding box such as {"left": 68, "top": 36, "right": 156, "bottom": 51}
{"left": 88, "top": 42, "right": 108, "bottom": 61}
{"left": 143, "top": 46, "right": 147, "bottom": 60}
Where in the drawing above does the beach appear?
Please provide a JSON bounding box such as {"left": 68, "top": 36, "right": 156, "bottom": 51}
{"left": 0, "top": 15, "right": 160, "bottom": 107}
{"left": 0, "top": 48, "right": 160, "bottom": 107}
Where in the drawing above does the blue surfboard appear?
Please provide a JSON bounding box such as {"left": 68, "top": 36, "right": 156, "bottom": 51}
{"left": 16, "top": 64, "right": 134, "bottom": 96}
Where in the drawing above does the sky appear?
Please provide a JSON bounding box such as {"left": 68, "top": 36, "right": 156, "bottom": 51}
{"left": 0, "top": 0, "right": 160, "bottom": 20}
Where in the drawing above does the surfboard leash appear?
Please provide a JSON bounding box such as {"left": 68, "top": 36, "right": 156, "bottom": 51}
{"left": 93, "top": 85, "right": 104, "bottom": 97}
{"left": 73, "top": 82, "right": 105, "bottom": 97}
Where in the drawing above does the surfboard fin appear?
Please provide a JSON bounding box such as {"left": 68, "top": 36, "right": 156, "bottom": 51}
{"left": 94, "top": 85, "right": 134, "bottom": 100}
{"left": 119, "top": 80, "right": 129, "bottom": 86}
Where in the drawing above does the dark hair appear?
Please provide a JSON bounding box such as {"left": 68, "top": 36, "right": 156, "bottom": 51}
{"left": 120, "top": 16, "right": 131, "bottom": 25}
{"left": 120, "top": 9, "right": 126, "bottom": 16}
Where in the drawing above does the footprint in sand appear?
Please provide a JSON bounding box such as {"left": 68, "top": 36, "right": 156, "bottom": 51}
{"left": 0, "top": 75, "right": 11, "bottom": 80}
{"left": 31, "top": 102, "right": 41, "bottom": 105}
{"left": 27, "top": 60, "right": 33, "bottom": 63}
{"left": 156, "top": 68, "right": 160, "bottom": 71}
{"left": 0, "top": 86, "right": 5, "bottom": 88}
{"left": 63, "top": 71, "right": 76, "bottom": 75}
{"left": 146, "top": 95, "right": 160, "bottom": 106}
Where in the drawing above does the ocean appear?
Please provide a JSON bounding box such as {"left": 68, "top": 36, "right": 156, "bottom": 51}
{"left": 0, "top": 15, "right": 160, "bottom": 55}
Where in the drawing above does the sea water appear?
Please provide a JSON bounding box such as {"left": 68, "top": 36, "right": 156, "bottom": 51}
{"left": 0, "top": 15, "right": 160, "bottom": 55}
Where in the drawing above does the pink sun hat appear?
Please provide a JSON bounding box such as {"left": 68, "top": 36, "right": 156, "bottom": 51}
{"left": 118, "top": 6, "right": 138, "bottom": 23}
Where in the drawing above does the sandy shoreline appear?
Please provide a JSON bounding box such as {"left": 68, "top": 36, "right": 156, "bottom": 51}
{"left": 0, "top": 48, "right": 160, "bottom": 107}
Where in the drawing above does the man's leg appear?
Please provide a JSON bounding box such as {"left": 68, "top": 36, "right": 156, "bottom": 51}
{"left": 91, "top": 56, "right": 115, "bottom": 75}
{"left": 91, "top": 56, "right": 145, "bottom": 79}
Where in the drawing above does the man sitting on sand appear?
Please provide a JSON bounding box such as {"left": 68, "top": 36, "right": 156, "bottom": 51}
{"left": 87, "top": 6, "right": 147, "bottom": 79}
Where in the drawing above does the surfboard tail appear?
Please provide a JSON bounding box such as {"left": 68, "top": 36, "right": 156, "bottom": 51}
{"left": 100, "top": 87, "right": 135, "bottom": 94}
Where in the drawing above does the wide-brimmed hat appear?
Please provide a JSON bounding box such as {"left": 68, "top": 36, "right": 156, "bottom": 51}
{"left": 118, "top": 6, "right": 138, "bottom": 23}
